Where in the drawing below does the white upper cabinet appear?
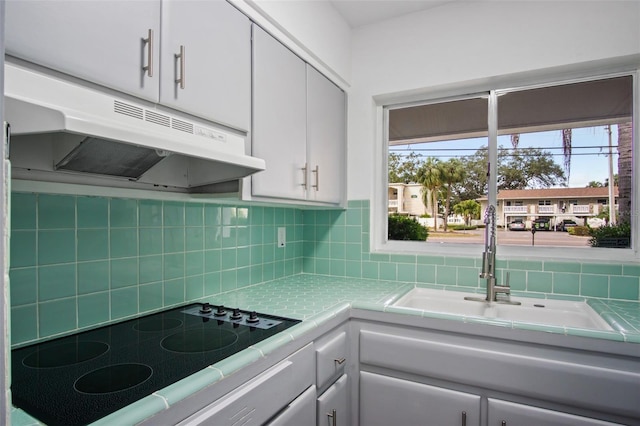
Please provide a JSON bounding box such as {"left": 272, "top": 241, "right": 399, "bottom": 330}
{"left": 5, "top": 0, "right": 161, "bottom": 101}
{"left": 5, "top": 0, "right": 251, "bottom": 131}
{"left": 306, "top": 65, "right": 346, "bottom": 204}
{"left": 251, "top": 25, "right": 307, "bottom": 201}
{"left": 251, "top": 25, "right": 346, "bottom": 205}
{"left": 160, "top": 0, "right": 250, "bottom": 130}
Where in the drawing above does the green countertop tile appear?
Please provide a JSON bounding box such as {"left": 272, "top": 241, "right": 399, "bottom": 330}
{"left": 28, "top": 273, "right": 640, "bottom": 424}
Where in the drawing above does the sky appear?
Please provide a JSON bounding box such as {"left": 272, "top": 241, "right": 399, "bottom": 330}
{"left": 390, "top": 125, "right": 619, "bottom": 188}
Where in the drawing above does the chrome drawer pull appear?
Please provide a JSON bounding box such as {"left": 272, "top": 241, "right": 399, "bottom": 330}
{"left": 312, "top": 165, "right": 319, "bottom": 190}
{"left": 327, "top": 409, "right": 337, "bottom": 426}
{"left": 175, "top": 45, "right": 185, "bottom": 89}
{"left": 334, "top": 357, "right": 346, "bottom": 365}
{"left": 142, "top": 29, "right": 153, "bottom": 77}
{"left": 461, "top": 411, "right": 466, "bottom": 426}
{"left": 301, "top": 163, "right": 308, "bottom": 189}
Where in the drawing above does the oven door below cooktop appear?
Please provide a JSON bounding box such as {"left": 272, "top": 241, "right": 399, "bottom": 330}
{"left": 11, "top": 303, "right": 300, "bottom": 426}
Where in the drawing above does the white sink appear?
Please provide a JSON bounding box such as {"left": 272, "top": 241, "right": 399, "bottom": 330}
{"left": 392, "top": 287, "right": 613, "bottom": 331}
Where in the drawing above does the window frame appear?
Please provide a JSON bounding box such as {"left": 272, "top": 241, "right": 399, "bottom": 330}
{"left": 372, "top": 63, "right": 639, "bottom": 262}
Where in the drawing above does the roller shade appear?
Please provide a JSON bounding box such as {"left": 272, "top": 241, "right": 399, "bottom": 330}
{"left": 389, "top": 75, "right": 632, "bottom": 144}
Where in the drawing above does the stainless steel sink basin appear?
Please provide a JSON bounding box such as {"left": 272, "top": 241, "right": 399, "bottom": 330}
{"left": 392, "top": 288, "right": 613, "bottom": 330}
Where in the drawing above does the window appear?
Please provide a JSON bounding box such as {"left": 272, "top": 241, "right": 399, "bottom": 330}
{"left": 378, "top": 69, "right": 638, "bottom": 261}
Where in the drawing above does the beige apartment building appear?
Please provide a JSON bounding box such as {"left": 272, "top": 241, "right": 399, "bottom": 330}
{"left": 478, "top": 187, "right": 618, "bottom": 229}
{"left": 388, "top": 183, "right": 429, "bottom": 216}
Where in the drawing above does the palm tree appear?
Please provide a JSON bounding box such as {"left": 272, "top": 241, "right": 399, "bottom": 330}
{"left": 418, "top": 157, "right": 442, "bottom": 231}
{"left": 561, "top": 128, "right": 572, "bottom": 184}
{"left": 561, "top": 124, "right": 632, "bottom": 226}
{"left": 617, "top": 122, "right": 633, "bottom": 224}
{"left": 440, "top": 158, "right": 465, "bottom": 231}
{"left": 453, "top": 200, "right": 480, "bottom": 226}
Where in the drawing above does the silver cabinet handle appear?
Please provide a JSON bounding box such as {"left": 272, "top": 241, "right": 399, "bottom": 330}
{"left": 301, "top": 163, "right": 308, "bottom": 189}
{"left": 327, "top": 409, "right": 337, "bottom": 426}
{"left": 334, "top": 357, "right": 346, "bottom": 365}
{"left": 142, "top": 29, "right": 154, "bottom": 77}
{"left": 461, "top": 411, "right": 466, "bottom": 426}
{"left": 501, "top": 421, "right": 507, "bottom": 426}
{"left": 175, "top": 45, "right": 185, "bottom": 89}
{"left": 5, "top": 122, "right": 11, "bottom": 159}
{"left": 312, "top": 165, "right": 319, "bottom": 191}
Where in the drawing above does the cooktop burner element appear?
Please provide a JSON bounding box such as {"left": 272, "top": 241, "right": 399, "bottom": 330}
{"left": 75, "top": 363, "right": 153, "bottom": 394}
{"left": 161, "top": 328, "right": 238, "bottom": 353}
{"left": 11, "top": 303, "right": 300, "bottom": 425}
{"left": 23, "top": 341, "right": 109, "bottom": 369}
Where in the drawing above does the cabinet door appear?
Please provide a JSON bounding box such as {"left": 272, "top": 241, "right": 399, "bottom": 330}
{"left": 360, "top": 371, "right": 480, "bottom": 426}
{"left": 306, "top": 66, "right": 346, "bottom": 204}
{"left": 160, "top": 0, "right": 250, "bottom": 131}
{"left": 316, "top": 331, "right": 347, "bottom": 392}
{"left": 317, "top": 374, "right": 348, "bottom": 426}
{"left": 488, "top": 399, "right": 625, "bottom": 426}
{"left": 5, "top": 0, "right": 160, "bottom": 101}
{"left": 251, "top": 25, "right": 307, "bottom": 200}
{"left": 265, "top": 386, "right": 316, "bottom": 426}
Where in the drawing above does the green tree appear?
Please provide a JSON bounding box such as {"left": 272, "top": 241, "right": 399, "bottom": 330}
{"left": 388, "top": 151, "right": 423, "bottom": 183}
{"left": 457, "top": 146, "right": 566, "bottom": 199}
{"left": 604, "top": 174, "right": 618, "bottom": 187}
{"left": 417, "top": 158, "right": 443, "bottom": 230}
{"left": 440, "top": 158, "right": 465, "bottom": 231}
{"left": 453, "top": 200, "right": 481, "bottom": 226}
{"left": 586, "top": 181, "right": 604, "bottom": 188}
{"left": 499, "top": 146, "right": 566, "bottom": 189}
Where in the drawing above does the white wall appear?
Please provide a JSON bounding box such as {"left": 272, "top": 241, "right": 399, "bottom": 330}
{"left": 348, "top": 1, "right": 640, "bottom": 200}
{"left": 237, "top": 0, "right": 352, "bottom": 85}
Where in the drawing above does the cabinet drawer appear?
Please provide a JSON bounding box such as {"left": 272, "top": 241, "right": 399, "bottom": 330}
{"left": 316, "top": 331, "right": 347, "bottom": 391}
{"left": 265, "top": 385, "right": 316, "bottom": 426}
{"left": 178, "top": 344, "right": 314, "bottom": 426}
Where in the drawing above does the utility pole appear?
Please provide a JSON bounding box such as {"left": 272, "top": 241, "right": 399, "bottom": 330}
{"left": 607, "top": 125, "right": 616, "bottom": 225}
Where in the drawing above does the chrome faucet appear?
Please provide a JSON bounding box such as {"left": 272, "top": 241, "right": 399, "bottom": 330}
{"left": 466, "top": 204, "right": 520, "bottom": 304}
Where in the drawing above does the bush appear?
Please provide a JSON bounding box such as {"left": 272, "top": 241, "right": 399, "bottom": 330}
{"left": 388, "top": 214, "right": 429, "bottom": 241}
{"left": 568, "top": 226, "right": 590, "bottom": 236}
{"left": 450, "top": 225, "right": 477, "bottom": 231}
{"left": 588, "top": 223, "right": 631, "bottom": 248}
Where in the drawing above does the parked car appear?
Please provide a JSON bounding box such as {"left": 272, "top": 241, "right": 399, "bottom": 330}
{"left": 533, "top": 218, "right": 551, "bottom": 231}
{"left": 508, "top": 219, "right": 526, "bottom": 231}
{"left": 557, "top": 219, "right": 578, "bottom": 232}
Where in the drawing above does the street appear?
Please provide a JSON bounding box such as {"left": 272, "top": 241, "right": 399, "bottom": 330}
{"left": 426, "top": 228, "right": 591, "bottom": 247}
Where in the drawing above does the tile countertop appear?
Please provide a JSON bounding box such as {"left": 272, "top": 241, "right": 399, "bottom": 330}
{"left": 11, "top": 274, "right": 640, "bottom": 426}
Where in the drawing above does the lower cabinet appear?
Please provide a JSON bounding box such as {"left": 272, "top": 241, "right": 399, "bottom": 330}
{"left": 487, "top": 399, "right": 625, "bottom": 426}
{"left": 265, "top": 386, "right": 316, "bottom": 426}
{"left": 360, "top": 371, "right": 480, "bottom": 426}
{"left": 176, "top": 344, "right": 314, "bottom": 425}
{"left": 317, "top": 374, "right": 348, "bottom": 426}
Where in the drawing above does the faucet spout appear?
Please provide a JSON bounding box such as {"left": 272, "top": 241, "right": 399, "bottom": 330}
{"left": 479, "top": 205, "right": 496, "bottom": 281}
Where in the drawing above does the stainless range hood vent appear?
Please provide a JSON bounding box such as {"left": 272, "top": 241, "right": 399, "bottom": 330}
{"left": 55, "top": 137, "right": 169, "bottom": 179}
{"left": 4, "top": 63, "right": 266, "bottom": 192}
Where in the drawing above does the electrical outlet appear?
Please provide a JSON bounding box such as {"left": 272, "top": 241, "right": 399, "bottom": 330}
{"left": 277, "top": 227, "right": 286, "bottom": 248}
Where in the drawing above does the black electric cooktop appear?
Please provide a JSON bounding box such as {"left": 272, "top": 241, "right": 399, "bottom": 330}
{"left": 11, "top": 303, "right": 300, "bottom": 425}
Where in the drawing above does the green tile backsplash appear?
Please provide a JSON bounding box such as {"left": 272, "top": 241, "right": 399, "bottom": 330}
{"left": 9, "top": 193, "right": 304, "bottom": 345}
{"left": 301, "top": 200, "right": 640, "bottom": 303}
{"left": 8, "top": 195, "right": 640, "bottom": 346}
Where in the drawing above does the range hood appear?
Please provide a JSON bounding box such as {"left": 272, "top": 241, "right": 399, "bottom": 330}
{"left": 4, "top": 62, "right": 265, "bottom": 192}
